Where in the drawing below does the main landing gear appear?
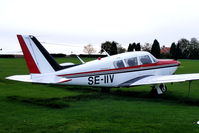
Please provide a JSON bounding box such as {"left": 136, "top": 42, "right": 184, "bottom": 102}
{"left": 150, "top": 83, "right": 167, "bottom": 95}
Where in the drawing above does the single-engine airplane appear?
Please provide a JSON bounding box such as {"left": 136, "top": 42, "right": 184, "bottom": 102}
{"left": 6, "top": 35, "right": 199, "bottom": 94}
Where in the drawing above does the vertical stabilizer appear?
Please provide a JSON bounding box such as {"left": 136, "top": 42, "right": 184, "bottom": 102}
{"left": 17, "top": 35, "right": 62, "bottom": 74}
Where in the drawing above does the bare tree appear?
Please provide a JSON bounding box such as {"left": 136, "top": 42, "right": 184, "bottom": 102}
{"left": 83, "top": 44, "right": 96, "bottom": 55}
{"left": 141, "top": 43, "right": 152, "bottom": 52}
{"left": 117, "top": 44, "right": 126, "bottom": 53}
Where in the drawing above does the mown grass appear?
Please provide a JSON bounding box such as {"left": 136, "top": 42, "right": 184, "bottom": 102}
{"left": 1, "top": 57, "right": 199, "bottom": 133}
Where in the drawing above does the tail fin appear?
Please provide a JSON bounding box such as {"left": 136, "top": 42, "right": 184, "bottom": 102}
{"left": 17, "top": 35, "right": 63, "bottom": 74}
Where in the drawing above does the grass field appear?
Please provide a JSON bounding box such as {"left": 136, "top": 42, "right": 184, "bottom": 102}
{"left": 1, "top": 57, "right": 199, "bottom": 133}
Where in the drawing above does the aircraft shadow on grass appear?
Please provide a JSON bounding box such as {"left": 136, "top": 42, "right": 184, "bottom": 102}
{"left": 7, "top": 84, "right": 199, "bottom": 109}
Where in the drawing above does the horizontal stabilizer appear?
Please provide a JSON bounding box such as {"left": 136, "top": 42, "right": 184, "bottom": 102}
{"left": 6, "top": 75, "right": 32, "bottom": 82}
{"left": 6, "top": 75, "right": 71, "bottom": 84}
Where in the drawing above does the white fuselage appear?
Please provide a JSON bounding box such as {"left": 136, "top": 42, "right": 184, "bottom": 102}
{"left": 55, "top": 51, "right": 179, "bottom": 87}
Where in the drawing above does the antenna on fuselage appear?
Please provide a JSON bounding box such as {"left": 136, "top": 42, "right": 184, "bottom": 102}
{"left": 76, "top": 55, "right": 85, "bottom": 64}
{"left": 102, "top": 48, "right": 110, "bottom": 57}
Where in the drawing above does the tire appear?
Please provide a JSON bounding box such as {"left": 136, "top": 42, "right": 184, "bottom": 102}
{"left": 160, "top": 84, "right": 167, "bottom": 93}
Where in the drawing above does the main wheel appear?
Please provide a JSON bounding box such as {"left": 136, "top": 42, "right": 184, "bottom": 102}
{"left": 159, "top": 84, "right": 167, "bottom": 93}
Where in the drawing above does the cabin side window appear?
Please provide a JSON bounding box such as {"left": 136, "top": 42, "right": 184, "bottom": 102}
{"left": 124, "top": 57, "right": 138, "bottom": 67}
{"left": 113, "top": 60, "right": 125, "bottom": 68}
{"left": 139, "top": 55, "right": 152, "bottom": 65}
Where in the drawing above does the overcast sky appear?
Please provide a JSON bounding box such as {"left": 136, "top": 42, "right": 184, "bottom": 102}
{"left": 1, "top": 0, "right": 199, "bottom": 54}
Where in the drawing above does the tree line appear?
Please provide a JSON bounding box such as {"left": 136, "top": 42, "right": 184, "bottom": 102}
{"left": 97, "top": 37, "right": 199, "bottom": 59}
{"left": 170, "top": 38, "right": 199, "bottom": 59}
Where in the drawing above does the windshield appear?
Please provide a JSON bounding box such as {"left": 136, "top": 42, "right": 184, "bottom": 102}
{"left": 150, "top": 54, "right": 158, "bottom": 63}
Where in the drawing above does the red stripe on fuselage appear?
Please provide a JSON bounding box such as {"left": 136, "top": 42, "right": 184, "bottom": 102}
{"left": 58, "top": 60, "right": 180, "bottom": 77}
{"left": 17, "top": 35, "right": 40, "bottom": 74}
{"left": 58, "top": 79, "right": 72, "bottom": 83}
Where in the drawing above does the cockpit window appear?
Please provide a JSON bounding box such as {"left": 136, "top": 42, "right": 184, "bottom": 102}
{"left": 124, "top": 57, "right": 138, "bottom": 67}
{"left": 140, "top": 55, "right": 152, "bottom": 65}
{"left": 114, "top": 60, "right": 125, "bottom": 68}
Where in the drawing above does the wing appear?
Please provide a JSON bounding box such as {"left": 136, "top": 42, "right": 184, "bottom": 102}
{"left": 119, "top": 73, "right": 199, "bottom": 87}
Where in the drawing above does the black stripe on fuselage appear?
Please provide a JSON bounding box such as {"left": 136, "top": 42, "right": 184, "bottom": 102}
{"left": 30, "top": 36, "right": 63, "bottom": 71}
{"left": 118, "top": 75, "right": 152, "bottom": 87}
{"left": 62, "top": 64, "right": 179, "bottom": 78}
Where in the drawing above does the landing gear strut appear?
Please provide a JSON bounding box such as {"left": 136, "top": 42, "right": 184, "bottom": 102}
{"left": 150, "top": 83, "right": 167, "bottom": 95}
